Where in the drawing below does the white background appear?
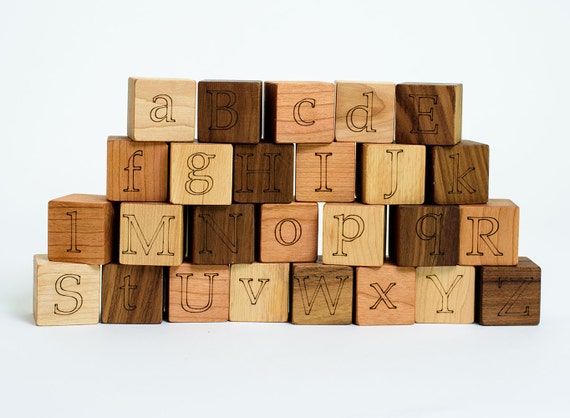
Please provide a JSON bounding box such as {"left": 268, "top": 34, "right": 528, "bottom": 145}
{"left": 1, "top": 1, "right": 569, "bottom": 417}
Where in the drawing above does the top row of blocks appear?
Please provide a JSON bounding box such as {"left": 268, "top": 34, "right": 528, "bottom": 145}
{"left": 127, "top": 79, "right": 462, "bottom": 145}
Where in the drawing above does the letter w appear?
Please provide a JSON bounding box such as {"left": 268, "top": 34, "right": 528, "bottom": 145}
{"left": 122, "top": 214, "right": 175, "bottom": 256}
{"left": 294, "top": 275, "right": 349, "bottom": 315}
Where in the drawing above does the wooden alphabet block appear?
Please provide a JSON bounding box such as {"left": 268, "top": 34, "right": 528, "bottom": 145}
{"left": 127, "top": 77, "right": 196, "bottom": 142}
{"left": 264, "top": 81, "right": 335, "bottom": 143}
{"left": 291, "top": 262, "right": 353, "bottom": 325}
{"left": 258, "top": 203, "right": 318, "bottom": 263}
{"left": 295, "top": 142, "right": 356, "bottom": 202}
{"left": 355, "top": 262, "right": 415, "bottom": 325}
{"left": 33, "top": 254, "right": 100, "bottom": 326}
{"left": 233, "top": 143, "right": 294, "bottom": 203}
{"left": 119, "top": 202, "right": 183, "bottom": 266}
{"left": 416, "top": 265, "right": 475, "bottom": 324}
{"left": 106, "top": 136, "right": 169, "bottom": 202}
{"left": 229, "top": 262, "right": 289, "bottom": 322}
{"left": 335, "top": 81, "right": 395, "bottom": 143}
{"left": 389, "top": 205, "right": 459, "bottom": 267}
{"left": 167, "top": 263, "right": 229, "bottom": 323}
{"left": 359, "top": 143, "right": 425, "bottom": 204}
{"left": 197, "top": 80, "right": 262, "bottom": 143}
{"left": 478, "top": 257, "right": 541, "bottom": 325}
{"left": 322, "top": 203, "right": 385, "bottom": 267}
{"left": 170, "top": 142, "right": 233, "bottom": 205}
{"left": 101, "top": 263, "right": 163, "bottom": 324}
{"left": 427, "top": 140, "right": 489, "bottom": 204}
{"left": 48, "top": 194, "right": 114, "bottom": 265}
{"left": 191, "top": 204, "right": 255, "bottom": 264}
{"left": 458, "top": 199, "right": 519, "bottom": 266}
{"left": 396, "top": 83, "right": 462, "bottom": 145}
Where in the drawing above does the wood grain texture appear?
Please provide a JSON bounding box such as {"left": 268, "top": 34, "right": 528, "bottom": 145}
{"left": 396, "top": 83, "right": 462, "bottom": 145}
{"left": 127, "top": 77, "right": 196, "bottom": 142}
{"left": 229, "top": 262, "right": 289, "bottom": 322}
{"left": 106, "top": 136, "right": 169, "bottom": 202}
{"left": 33, "top": 254, "right": 100, "bottom": 326}
{"left": 48, "top": 194, "right": 115, "bottom": 264}
{"left": 478, "top": 257, "right": 540, "bottom": 325}
{"left": 197, "top": 80, "right": 261, "bottom": 143}
{"left": 335, "top": 81, "right": 395, "bottom": 143}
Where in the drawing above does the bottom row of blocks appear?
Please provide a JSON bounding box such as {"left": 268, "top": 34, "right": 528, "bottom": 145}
{"left": 33, "top": 254, "right": 541, "bottom": 326}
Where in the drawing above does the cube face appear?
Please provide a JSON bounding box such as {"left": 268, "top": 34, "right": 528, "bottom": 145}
{"left": 265, "top": 81, "right": 335, "bottom": 143}
{"left": 322, "top": 203, "right": 385, "bottom": 267}
{"left": 34, "top": 254, "right": 100, "bottom": 326}
{"left": 291, "top": 263, "right": 353, "bottom": 325}
{"left": 106, "top": 136, "right": 169, "bottom": 202}
{"left": 168, "top": 263, "right": 229, "bottom": 323}
{"left": 48, "top": 194, "right": 114, "bottom": 265}
{"left": 416, "top": 265, "right": 475, "bottom": 324}
{"left": 360, "top": 143, "right": 426, "bottom": 204}
{"left": 335, "top": 81, "right": 395, "bottom": 143}
{"left": 478, "top": 257, "right": 540, "bottom": 325}
{"left": 396, "top": 83, "right": 462, "bottom": 145}
{"left": 458, "top": 199, "right": 519, "bottom": 266}
{"left": 229, "top": 263, "right": 289, "bottom": 322}
{"left": 197, "top": 80, "right": 262, "bottom": 143}
{"left": 170, "top": 143, "right": 233, "bottom": 205}
{"left": 127, "top": 78, "right": 196, "bottom": 142}
{"left": 101, "top": 264, "right": 163, "bottom": 324}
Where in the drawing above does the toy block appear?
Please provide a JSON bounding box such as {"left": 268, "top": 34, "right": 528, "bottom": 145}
{"left": 335, "top": 81, "right": 395, "bottom": 143}
{"left": 322, "top": 203, "right": 385, "bottom": 267}
{"left": 359, "top": 143, "right": 425, "bottom": 204}
{"left": 458, "top": 199, "right": 519, "bottom": 266}
{"left": 264, "top": 81, "right": 335, "bottom": 143}
{"left": 395, "top": 83, "right": 462, "bottom": 145}
{"left": 291, "top": 262, "right": 353, "bottom": 325}
{"left": 258, "top": 202, "right": 318, "bottom": 263}
{"left": 127, "top": 77, "right": 196, "bottom": 142}
{"left": 478, "top": 257, "right": 541, "bottom": 325}
{"left": 416, "top": 265, "right": 475, "bottom": 324}
{"left": 33, "top": 254, "right": 100, "bottom": 326}
{"left": 167, "top": 263, "right": 230, "bottom": 323}
{"left": 233, "top": 143, "right": 294, "bottom": 203}
{"left": 119, "top": 202, "right": 183, "bottom": 266}
{"left": 427, "top": 140, "right": 489, "bottom": 204}
{"left": 106, "top": 136, "right": 169, "bottom": 202}
{"left": 295, "top": 142, "right": 356, "bottom": 202}
{"left": 389, "top": 204, "right": 459, "bottom": 267}
{"left": 170, "top": 142, "right": 233, "bottom": 205}
{"left": 197, "top": 80, "right": 262, "bottom": 143}
{"left": 48, "top": 194, "right": 114, "bottom": 265}
{"left": 101, "top": 263, "right": 163, "bottom": 324}
{"left": 191, "top": 204, "right": 255, "bottom": 264}
{"left": 229, "top": 262, "right": 289, "bottom": 322}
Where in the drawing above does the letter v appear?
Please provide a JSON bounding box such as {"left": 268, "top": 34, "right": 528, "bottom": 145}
{"left": 239, "top": 278, "right": 270, "bottom": 305}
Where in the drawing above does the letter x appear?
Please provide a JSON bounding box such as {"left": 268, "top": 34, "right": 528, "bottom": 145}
{"left": 369, "top": 282, "right": 397, "bottom": 310}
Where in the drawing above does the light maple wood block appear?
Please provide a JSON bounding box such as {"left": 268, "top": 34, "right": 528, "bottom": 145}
{"left": 34, "top": 254, "right": 100, "bottom": 326}
{"left": 355, "top": 261, "right": 415, "bottom": 325}
{"left": 170, "top": 142, "right": 233, "bottom": 205}
{"left": 322, "top": 203, "right": 385, "bottom": 267}
{"left": 48, "top": 194, "right": 114, "bottom": 265}
{"left": 127, "top": 77, "right": 196, "bottom": 142}
{"left": 106, "top": 136, "right": 169, "bottom": 202}
{"left": 335, "top": 81, "right": 395, "bottom": 143}
{"left": 295, "top": 142, "right": 356, "bottom": 202}
{"left": 119, "top": 202, "right": 183, "bottom": 266}
{"left": 264, "top": 81, "right": 335, "bottom": 143}
{"left": 360, "top": 143, "right": 425, "bottom": 204}
{"left": 416, "top": 265, "right": 475, "bottom": 324}
{"left": 229, "top": 262, "right": 289, "bottom": 322}
{"left": 458, "top": 199, "right": 519, "bottom": 266}
{"left": 258, "top": 203, "right": 318, "bottom": 263}
{"left": 168, "top": 263, "right": 230, "bottom": 322}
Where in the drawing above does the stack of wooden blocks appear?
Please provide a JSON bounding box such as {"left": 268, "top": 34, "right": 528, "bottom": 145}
{"left": 33, "top": 78, "right": 541, "bottom": 327}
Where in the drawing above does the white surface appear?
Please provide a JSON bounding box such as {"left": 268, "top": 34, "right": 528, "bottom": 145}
{"left": 1, "top": 1, "right": 569, "bottom": 417}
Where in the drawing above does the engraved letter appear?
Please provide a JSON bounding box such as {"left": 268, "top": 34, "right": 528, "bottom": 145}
{"left": 239, "top": 278, "right": 270, "bottom": 305}
{"left": 54, "top": 274, "right": 83, "bottom": 315}
{"left": 425, "top": 274, "right": 463, "bottom": 313}
{"left": 66, "top": 211, "right": 81, "bottom": 253}
{"left": 332, "top": 214, "right": 365, "bottom": 257}
{"left": 384, "top": 148, "right": 404, "bottom": 199}
{"left": 369, "top": 282, "right": 397, "bottom": 310}
{"left": 119, "top": 275, "right": 137, "bottom": 311}
{"left": 415, "top": 213, "right": 444, "bottom": 256}
{"left": 208, "top": 90, "right": 238, "bottom": 130}
{"left": 186, "top": 152, "right": 216, "bottom": 195}
{"left": 293, "top": 98, "right": 316, "bottom": 126}
{"left": 497, "top": 278, "right": 533, "bottom": 317}
{"left": 198, "top": 213, "right": 242, "bottom": 254}
{"left": 123, "top": 149, "right": 143, "bottom": 192}
{"left": 150, "top": 94, "right": 176, "bottom": 123}
{"left": 293, "top": 275, "right": 349, "bottom": 315}
{"left": 121, "top": 214, "right": 176, "bottom": 256}
{"left": 346, "top": 91, "right": 376, "bottom": 133}
{"left": 274, "top": 218, "right": 302, "bottom": 246}
{"left": 466, "top": 216, "right": 503, "bottom": 257}
{"left": 409, "top": 94, "right": 439, "bottom": 134}
{"left": 314, "top": 152, "right": 333, "bottom": 192}
{"left": 448, "top": 153, "right": 476, "bottom": 195}
{"left": 235, "top": 152, "right": 280, "bottom": 194}
{"left": 177, "top": 272, "right": 218, "bottom": 313}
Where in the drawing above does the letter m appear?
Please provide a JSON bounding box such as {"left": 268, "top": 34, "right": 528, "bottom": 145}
{"left": 122, "top": 214, "right": 175, "bottom": 256}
